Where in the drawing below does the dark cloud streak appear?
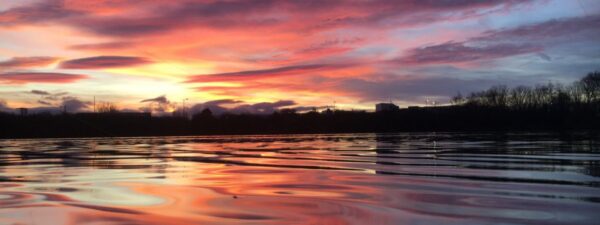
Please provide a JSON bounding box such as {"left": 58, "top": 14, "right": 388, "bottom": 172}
{"left": 31, "top": 90, "right": 50, "bottom": 95}
{"left": 477, "top": 14, "right": 600, "bottom": 42}
{"left": 140, "top": 95, "right": 169, "bottom": 104}
{"left": 397, "top": 42, "right": 541, "bottom": 65}
{"left": 59, "top": 56, "right": 152, "bottom": 69}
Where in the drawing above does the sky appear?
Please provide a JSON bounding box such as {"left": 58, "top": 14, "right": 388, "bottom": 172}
{"left": 0, "top": 0, "right": 599, "bottom": 114}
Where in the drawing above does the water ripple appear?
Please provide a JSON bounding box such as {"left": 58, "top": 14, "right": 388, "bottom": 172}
{"left": 0, "top": 132, "right": 598, "bottom": 224}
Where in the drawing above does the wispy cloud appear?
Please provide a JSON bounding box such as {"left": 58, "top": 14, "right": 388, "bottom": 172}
{"left": 396, "top": 42, "right": 542, "bottom": 65}
{"left": 396, "top": 14, "right": 600, "bottom": 66}
{"left": 69, "top": 41, "right": 135, "bottom": 50}
{"left": 186, "top": 64, "right": 348, "bottom": 82}
{"left": 1, "top": 0, "right": 536, "bottom": 36}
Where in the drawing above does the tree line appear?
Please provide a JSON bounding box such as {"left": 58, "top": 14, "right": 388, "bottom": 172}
{"left": 1, "top": 72, "right": 599, "bottom": 138}
{"left": 452, "top": 71, "right": 600, "bottom": 109}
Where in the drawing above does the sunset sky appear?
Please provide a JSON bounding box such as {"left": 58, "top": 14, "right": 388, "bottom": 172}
{"left": 1, "top": 0, "right": 599, "bottom": 114}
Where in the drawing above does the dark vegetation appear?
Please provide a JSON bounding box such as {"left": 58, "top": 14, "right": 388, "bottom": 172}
{"left": 1, "top": 72, "right": 599, "bottom": 138}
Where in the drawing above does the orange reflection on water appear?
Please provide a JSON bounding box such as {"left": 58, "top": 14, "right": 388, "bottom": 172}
{"left": 1, "top": 134, "right": 600, "bottom": 224}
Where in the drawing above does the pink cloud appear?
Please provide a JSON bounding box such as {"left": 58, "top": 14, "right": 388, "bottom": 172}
{"left": 1, "top": 0, "right": 536, "bottom": 36}
{"left": 0, "top": 72, "right": 88, "bottom": 84}
{"left": 186, "top": 64, "right": 349, "bottom": 83}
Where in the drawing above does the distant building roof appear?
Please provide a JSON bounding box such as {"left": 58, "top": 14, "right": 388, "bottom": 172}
{"left": 375, "top": 103, "right": 399, "bottom": 112}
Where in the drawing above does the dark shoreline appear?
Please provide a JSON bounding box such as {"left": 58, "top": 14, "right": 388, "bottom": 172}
{"left": 2, "top": 131, "right": 599, "bottom": 141}
{"left": 2, "top": 104, "right": 599, "bottom": 139}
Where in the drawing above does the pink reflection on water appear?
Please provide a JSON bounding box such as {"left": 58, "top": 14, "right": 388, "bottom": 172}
{"left": 0, "top": 134, "right": 599, "bottom": 224}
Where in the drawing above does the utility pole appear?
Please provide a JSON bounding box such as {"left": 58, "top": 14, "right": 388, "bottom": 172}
{"left": 93, "top": 96, "right": 96, "bottom": 113}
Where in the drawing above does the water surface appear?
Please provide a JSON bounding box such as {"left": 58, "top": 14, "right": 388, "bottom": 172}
{"left": 0, "top": 133, "right": 599, "bottom": 224}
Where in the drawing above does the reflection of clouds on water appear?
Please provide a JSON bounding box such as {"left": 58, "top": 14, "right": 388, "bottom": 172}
{"left": 0, "top": 133, "right": 599, "bottom": 224}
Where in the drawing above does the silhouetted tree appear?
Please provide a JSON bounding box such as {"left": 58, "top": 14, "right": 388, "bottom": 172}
{"left": 197, "top": 108, "right": 213, "bottom": 119}
{"left": 97, "top": 102, "right": 118, "bottom": 113}
{"left": 278, "top": 108, "right": 297, "bottom": 114}
{"left": 579, "top": 71, "right": 600, "bottom": 103}
{"left": 451, "top": 92, "right": 465, "bottom": 105}
{"left": 509, "top": 86, "right": 531, "bottom": 109}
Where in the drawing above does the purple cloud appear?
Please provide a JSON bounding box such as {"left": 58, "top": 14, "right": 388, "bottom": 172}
{"left": 396, "top": 14, "right": 600, "bottom": 66}
{"left": 0, "top": 0, "right": 81, "bottom": 26}
{"left": 37, "top": 100, "right": 52, "bottom": 105}
{"left": 231, "top": 100, "right": 296, "bottom": 114}
{"left": 0, "top": 57, "right": 58, "bottom": 68}
{"left": 61, "top": 97, "right": 91, "bottom": 112}
{"left": 397, "top": 42, "right": 542, "bottom": 65}
{"left": 140, "top": 95, "right": 169, "bottom": 104}
{"left": 0, "top": 95, "right": 91, "bottom": 114}
{"left": 189, "top": 99, "right": 243, "bottom": 115}
{"left": 189, "top": 99, "right": 296, "bottom": 115}
{"left": 30, "top": 90, "right": 76, "bottom": 107}
{"left": 477, "top": 14, "right": 600, "bottom": 42}
{"left": 139, "top": 95, "right": 175, "bottom": 115}
{"left": 59, "top": 56, "right": 152, "bottom": 69}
